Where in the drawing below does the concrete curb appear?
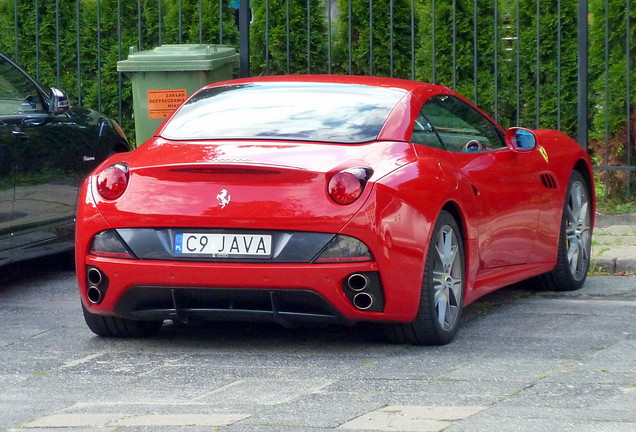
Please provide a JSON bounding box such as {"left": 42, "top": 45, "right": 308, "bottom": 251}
{"left": 592, "top": 213, "right": 636, "bottom": 275}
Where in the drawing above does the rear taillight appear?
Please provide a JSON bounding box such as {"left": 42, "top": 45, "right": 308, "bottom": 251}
{"left": 313, "top": 235, "right": 373, "bottom": 263}
{"left": 96, "top": 163, "right": 129, "bottom": 200}
{"left": 328, "top": 167, "right": 371, "bottom": 205}
{"left": 90, "top": 230, "right": 134, "bottom": 259}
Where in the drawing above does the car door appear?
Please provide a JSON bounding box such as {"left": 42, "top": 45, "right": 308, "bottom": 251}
{"left": 0, "top": 125, "right": 15, "bottom": 265}
{"left": 420, "top": 94, "right": 543, "bottom": 268}
{"left": 0, "top": 55, "right": 78, "bottom": 259}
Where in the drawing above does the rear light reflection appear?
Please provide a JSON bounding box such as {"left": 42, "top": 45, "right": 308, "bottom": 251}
{"left": 328, "top": 167, "right": 371, "bottom": 205}
{"left": 96, "top": 163, "right": 129, "bottom": 200}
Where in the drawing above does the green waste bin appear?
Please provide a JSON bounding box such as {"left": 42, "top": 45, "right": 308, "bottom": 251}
{"left": 117, "top": 44, "right": 239, "bottom": 145}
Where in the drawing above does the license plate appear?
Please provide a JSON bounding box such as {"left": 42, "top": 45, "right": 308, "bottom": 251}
{"left": 174, "top": 233, "right": 272, "bottom": 257}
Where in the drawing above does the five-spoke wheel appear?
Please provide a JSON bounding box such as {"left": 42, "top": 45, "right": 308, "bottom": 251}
{"left": 535, "top": 170, "right": 592, "bottom": 291}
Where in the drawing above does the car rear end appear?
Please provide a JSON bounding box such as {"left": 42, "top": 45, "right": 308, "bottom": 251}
{"left": 76, "top": 77, "right": 431, "bottom": 331}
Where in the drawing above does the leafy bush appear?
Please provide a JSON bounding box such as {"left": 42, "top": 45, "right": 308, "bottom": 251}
{"left": 415, "top": 0, "right": 498, "bottom": 121}
{"left": 588, "top": 0, "right": 636, "bottom": 196}
{"left": 250, "top": 0, "right": 328, "bottom": 75}
{"left": 333, "top": 0, "right": 416, "bottom": 78}
{"left": 517, "top": 0, "right": 578, "bottom": 135}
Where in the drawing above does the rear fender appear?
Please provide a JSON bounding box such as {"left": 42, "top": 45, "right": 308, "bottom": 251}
{"left": 76, "top": 177, "right": 114, "bottom": 304}
{"left": 340, "top": 162, "right": 456, "bottom": 320}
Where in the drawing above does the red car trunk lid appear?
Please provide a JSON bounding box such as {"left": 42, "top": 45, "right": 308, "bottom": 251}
{"left": 94, "top": 139, "right": 415, "bottom": 232}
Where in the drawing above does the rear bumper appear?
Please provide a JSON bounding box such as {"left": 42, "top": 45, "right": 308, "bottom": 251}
{"left": 76, "top": 176, "right": 430, "bottom": 325}
{"left": 80, "top": 257, "right": 412, "bottom": 324}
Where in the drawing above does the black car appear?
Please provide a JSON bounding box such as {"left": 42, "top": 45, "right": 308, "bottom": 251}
{"left": 0, "top": 52, "right": 130, "bottom": 266}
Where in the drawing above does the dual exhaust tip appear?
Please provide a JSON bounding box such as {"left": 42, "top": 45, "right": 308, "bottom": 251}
{"left": 86, "top": 267, "right": 107, "bottom": 305}
{"left": 345, "top": 273, "right": 383, "bottom": 312}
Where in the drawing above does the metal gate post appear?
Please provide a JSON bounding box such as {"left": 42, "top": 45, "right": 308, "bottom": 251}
{"left": 577, "top": 0, "right": 589, "bottom": 150}
{"left": 239, "top": 0, "right": 250, "bottom": 77}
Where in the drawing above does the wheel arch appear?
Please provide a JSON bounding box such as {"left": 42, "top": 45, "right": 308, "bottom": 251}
{"left": 440, "top": 201, "right": 466, "bottom": 241}
{"left": 439, "top": 201, "right": 470, "bottom": 266}
{"left": 572, "top": 158, "right": 596, "bottom": 228}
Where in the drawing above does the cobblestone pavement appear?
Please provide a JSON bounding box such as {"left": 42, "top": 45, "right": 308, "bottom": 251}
{"left": 0, "top": 257, "right": 634, "bottom": 432}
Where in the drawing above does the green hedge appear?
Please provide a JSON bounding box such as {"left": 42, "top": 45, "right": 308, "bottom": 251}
{"left": 250, "top": 0, "right": 328, "bottom": 75}
{"left": 0, "top": 0, "right": 633, "bottom": 190}
{"left": 416, "top": 0, "right": 498, "bottom": 122}
{"left": 332, "top": 0, "right": 416, "bottom": 78}
{"left": 588, "top": 0, "right": 636, "bottom": 195}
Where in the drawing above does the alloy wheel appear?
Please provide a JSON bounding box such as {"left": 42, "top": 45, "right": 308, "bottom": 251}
{"left": 431, "top": 225, "right": 463, "bottom": 331}
{"left": 565, "top": 180, "right": 591, "bottom": 281}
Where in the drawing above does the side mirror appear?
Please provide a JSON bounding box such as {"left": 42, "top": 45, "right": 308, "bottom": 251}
{"left": 50, "top": 87, "right": 70, "bottom": 115}
{"left": 505, "top": 127, "right": 536, "bottom": 152}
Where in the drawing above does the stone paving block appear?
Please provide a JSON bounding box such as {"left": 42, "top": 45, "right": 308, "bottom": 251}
{"left": 482, "top": 405, "right": 636, "bottom": 423}
{"left": 443, "top": 357, "right": 571, "bottom": 382}
{"left": 494, "top": 381, "right": 623, "bottom": 409}
{"left": 20, "top": 412, "right": 250, "bottom": 429}
{"left": 241, "top": 392, "right": 381, "bottom": 429}
{"left": 193, "top": 377, "right": 333, "bottom": 407}
{"left": 112, "top": 413, "right": 250, "bottom": 427}
{"left": 340, "top": 405, "right": 488, "bottom": 431}
{"left": 445, "top": 416, "right": 636, "bottom": 432}
{"left": 22, "top": 413, "right": 129, "bottom": 428}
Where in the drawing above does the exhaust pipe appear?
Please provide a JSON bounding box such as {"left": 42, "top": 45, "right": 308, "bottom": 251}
{"left": 352, "top": 292, "right": 374, "bottom": 310}
{"left": 87, "top": 267, "right": 103, "bottom": 286}
{"left": 347, "top": 273, "right": 369, "bottom": 292}
{"left": 342, "top": 271, "right": 384, "bottom": 312}
{"left": 86, "top": 267, "right": 106, "bottom": 305}
{"left": 87, "top": 286, "right": 102, "bottom": 304}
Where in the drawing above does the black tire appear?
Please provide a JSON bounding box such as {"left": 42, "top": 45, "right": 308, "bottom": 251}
{"left": 387, "top": 210, "right": 465, "bottom": 345}
{"left": 82, "top": 303, "right": 163, "bottom": 338}
{"left": 533, "top": 170, "right": 592, "bottom": 291}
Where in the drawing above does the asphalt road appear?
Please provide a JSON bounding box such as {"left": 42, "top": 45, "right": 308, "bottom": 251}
{"left": 1, "top": 255, "right": 635, "bottom": 432}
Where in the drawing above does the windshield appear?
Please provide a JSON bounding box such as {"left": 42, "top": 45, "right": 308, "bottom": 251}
{"left": 160, "top": 82, "right": 407, "bottom": 144}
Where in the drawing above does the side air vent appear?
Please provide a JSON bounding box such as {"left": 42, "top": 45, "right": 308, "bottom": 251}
{"left": 540, "top": 173, "right": 558, "bottom": 189}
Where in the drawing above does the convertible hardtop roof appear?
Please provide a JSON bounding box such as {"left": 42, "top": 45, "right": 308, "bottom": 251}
{"left": 205, "top": 74, "right": 449, "bottom": 95}
{"left": 159, "top": 75, "right": 458, "bottom": 144}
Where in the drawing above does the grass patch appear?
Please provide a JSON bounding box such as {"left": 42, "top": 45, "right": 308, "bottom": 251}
{"left": 595, "top": 188, "right": 636, "bottom": 214}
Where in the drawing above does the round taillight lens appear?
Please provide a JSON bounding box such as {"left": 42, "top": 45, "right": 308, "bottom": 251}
{"left": 328, "top": 172, "right": 363, "bottom": 205}
{"left": 96, "top": 163, "right": 129, "bottom": 200}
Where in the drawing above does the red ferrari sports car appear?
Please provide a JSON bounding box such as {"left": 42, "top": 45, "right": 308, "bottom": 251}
{"left": 76, "top": 75, "right": 594, "bottom": 345}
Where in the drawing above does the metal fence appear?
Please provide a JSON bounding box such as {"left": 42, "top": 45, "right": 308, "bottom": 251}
{"left": 2, "top": 0, "right": 634, "bottom": 197}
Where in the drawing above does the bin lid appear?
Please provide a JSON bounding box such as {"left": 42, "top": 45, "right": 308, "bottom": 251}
{"left": 117, "top": 44, "right": 239, "bottom": 72}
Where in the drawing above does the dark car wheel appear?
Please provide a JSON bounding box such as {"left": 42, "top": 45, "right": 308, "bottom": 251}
{"left": 82, "top": 303, "right": 163, "bottom": 338}
{"left": 387, "top": 210, "right": 465, "bottom": 345}
{"left": 533, "top": 170, "right": 592, "bottom": 291}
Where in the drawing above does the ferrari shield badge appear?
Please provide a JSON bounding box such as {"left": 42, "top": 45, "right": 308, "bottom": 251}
{"left": 216, "top": 189, "right": 231, "bottom": 208}
{"left": 539, "top": 146, "right": 549, "bottom": 163}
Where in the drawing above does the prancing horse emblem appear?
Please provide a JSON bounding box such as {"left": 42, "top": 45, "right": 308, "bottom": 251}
{"left": 216, "top": 189, "right": 231, "bottom": 208}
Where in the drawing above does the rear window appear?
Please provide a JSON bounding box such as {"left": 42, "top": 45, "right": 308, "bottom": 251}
{"left": 160, "top": 82, "right": 407, "bottom": 143}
